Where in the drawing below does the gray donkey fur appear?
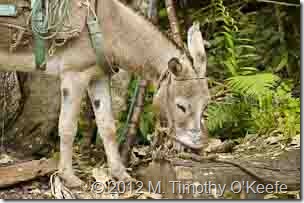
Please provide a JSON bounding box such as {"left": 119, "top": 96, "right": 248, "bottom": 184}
{"left": 0, "top": 0, "right": 209, "bottom": 187}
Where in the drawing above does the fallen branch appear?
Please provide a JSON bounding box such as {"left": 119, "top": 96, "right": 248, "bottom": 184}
{"left": 171, "top": 151, "right": 300, "bottom": 191}
{"left": 256, "top": 0, "right": 300, "bottom": 7}
{"left": 0, "top": 158, "right": 57, "bottom": 188}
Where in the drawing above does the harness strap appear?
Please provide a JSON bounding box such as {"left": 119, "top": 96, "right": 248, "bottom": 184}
{"left": 31, "top": 0, "right": 47, "bottom": 70}
{"left": 86, "top": 0, "right": 112, "bottom": 76}
{"left": 87, "top": 15, "right": 111, "bottom": 75}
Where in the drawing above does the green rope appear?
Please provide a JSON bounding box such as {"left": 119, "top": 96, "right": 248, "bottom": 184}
{"left": 122, "top": 78, "right": 141, "bottom": 141}
{"left": 31, "top": 0, "right": 72, "bottom": 39}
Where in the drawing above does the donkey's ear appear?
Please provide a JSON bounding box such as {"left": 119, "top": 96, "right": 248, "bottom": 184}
{"left": 187, "top": 21, "right": 207, "bottom": 76}
{"left": 168, "top": 57, "right": 182, "bottom": 76}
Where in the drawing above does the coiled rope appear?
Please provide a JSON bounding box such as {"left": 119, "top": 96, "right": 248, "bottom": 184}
{"left": 31, "top": 0, "right": 75, "bottom": 40}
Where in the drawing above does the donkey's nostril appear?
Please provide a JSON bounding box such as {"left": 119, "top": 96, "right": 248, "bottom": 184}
{"left": 190, "top": 129, "right": 200, "bottom": 133}
{"left": 176, "top": 104, "right": 186, "bottom": 113}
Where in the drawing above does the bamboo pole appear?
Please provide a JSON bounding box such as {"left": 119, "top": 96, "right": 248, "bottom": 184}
{"left": 121, "top": 0, "right": 159, "bottom": 165}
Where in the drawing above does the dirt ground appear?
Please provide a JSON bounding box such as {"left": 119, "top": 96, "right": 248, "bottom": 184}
{"left": 0, "top": 134, "right": 300, "bottom": 199}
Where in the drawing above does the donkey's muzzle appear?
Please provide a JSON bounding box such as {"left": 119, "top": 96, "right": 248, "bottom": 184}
{"left": 175, "top": 128, "right": 207, "bottom": 150}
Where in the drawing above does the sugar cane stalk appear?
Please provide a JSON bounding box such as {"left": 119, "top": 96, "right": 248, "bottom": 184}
{"left": 121, "top": 0, "right": 158, "bottom": 165}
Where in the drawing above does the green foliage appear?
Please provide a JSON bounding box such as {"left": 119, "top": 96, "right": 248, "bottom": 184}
{"left": 207, "top": 98, "right": 251, "bottom": 134}
{"left": 212, "top": 0, "right": 238, "bottom": 76}
{"left": 250, "top": 81, "right": 300, "bottom": 138}
{"left": 138, "top": 83, "right": 156, "bottom": 143}
{"left": 116, "top": 77, "right": 138, "bottom": 144}
{"left": 117, "top": 76, "right": 156, "bottom": 145}
{"left": 189, "top": 0, "right": 300, "bottom": 139}
{"left": 227, "top": 73, "right": 280, "bottom": 102}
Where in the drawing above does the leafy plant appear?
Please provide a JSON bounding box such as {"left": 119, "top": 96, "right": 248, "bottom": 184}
{"left": 192, "top": 0, "right": 300, "bottom": 139}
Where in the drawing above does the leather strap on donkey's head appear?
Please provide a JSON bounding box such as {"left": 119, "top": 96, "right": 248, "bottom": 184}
{"left": 154, "top": 21, "right": 210, "bottom": 151}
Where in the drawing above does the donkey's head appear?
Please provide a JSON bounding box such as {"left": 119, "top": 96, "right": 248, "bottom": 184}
{"left": 153, "top": 22, "right": 209, "bottom": 151}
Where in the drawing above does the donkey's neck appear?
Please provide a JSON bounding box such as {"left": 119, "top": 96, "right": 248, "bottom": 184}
{"left": 98, "top": 0, "right": 182, "bottom": 80}
{"left": 0, "top": 0, "right": 184, "bottom": 79}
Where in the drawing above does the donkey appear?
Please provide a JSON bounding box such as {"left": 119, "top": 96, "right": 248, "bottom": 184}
{"left": 0, "top": 0, "right": 209, "bottom": 187}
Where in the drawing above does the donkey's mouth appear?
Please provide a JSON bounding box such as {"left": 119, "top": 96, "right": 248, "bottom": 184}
{"left": 174, "top": 128, "right": 207, "bottom": 150}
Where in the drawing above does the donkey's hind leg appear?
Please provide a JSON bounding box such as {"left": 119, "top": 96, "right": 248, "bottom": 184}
{"left": 58, "top": 71, "right": 87, "bottom": 187}
{"left": 87, "top": 75, "right": 130, "bottom": 181}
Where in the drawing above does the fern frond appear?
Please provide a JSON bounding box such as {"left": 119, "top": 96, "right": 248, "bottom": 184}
{"left": 226, "top": 73, "right": 280, "bottom": 100}
{"left": 207, "top": 100, "right": 249, "bottom": 132}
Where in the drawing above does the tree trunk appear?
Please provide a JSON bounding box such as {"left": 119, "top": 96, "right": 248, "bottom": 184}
{"left": 165, "top": 0, "right": 183, "bottom": 47}
{"left": 0, "top": 72, "right": 60, "bottom": 157}
{"left": 0, "top": 72, "right": 22, "bottom": 140}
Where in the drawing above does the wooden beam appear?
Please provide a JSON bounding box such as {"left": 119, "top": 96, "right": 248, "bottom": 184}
{"left": 0, "top": 158, "right": 57, "bottom": 188}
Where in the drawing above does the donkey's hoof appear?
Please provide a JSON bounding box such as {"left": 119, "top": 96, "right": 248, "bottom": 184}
{"left": 59, "top": 172, "right": 84, "bottom": 188}
{"left": 111, "top": 165, "right": 131, "bottom": 181}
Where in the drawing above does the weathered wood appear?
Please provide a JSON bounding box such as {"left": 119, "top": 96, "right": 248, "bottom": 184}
{"left": 0, "top": 158, "right": 57, "bottom": 188}
{"left": 135, "top": 149, "right": 300, "bottom": 199}
{"left": 165, "top": 0, "right": 183, "bottom": 47}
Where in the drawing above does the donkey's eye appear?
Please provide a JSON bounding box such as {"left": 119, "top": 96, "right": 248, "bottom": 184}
{"left": 202, "top": 104, "right": 208, "bottom": 112}
{"left": 176, "top": 104, "right": 186, "bottom": 113}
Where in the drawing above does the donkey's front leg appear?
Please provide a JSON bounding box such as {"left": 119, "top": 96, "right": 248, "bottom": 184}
{"left": 88, "top": 76, "right": 130, "bottom": 181}
{"left": 58, "top": 72, "right": 86, "bottom": 187}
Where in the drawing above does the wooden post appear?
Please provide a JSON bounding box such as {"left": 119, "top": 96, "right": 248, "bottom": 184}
{"left": 165, "top": 0, "right": 183, "bottom": 47}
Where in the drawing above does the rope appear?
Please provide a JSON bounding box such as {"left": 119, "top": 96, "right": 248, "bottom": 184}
{"left": 173, "top": 76, "right": 207, "bottom": 81}
{"left": 31, "top": 0, "right": 76, "bottom": 40}
{"left": 50, "top": 171, "right": 76, "bottom": 199}
{"left": 81, "top": 0, "right": 97, "bottom": 20}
